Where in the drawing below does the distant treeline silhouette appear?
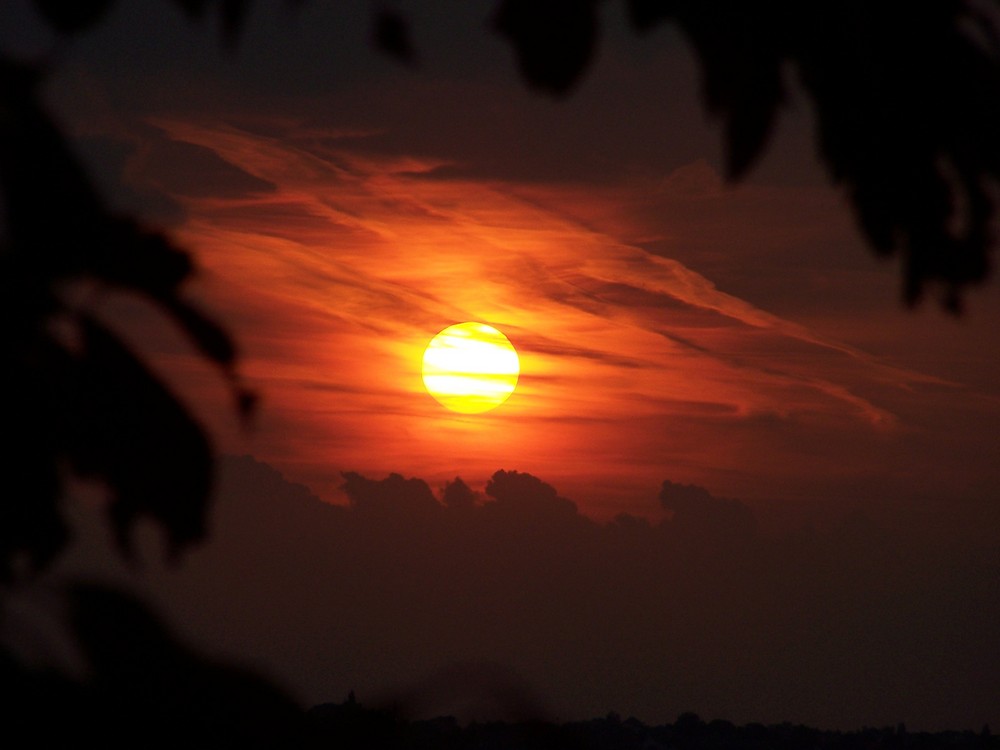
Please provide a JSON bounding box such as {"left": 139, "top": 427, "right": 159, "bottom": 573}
{"left": 306, "top": 693, "right": 997, "bottom": 750}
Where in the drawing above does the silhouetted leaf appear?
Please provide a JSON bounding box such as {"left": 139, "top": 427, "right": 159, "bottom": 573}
{"left": 162, "top": 297, "right": 236, "bottom": 366}
{"left": 493, "top": 0, "right": 999, "bottom": 306}
{"left": 373, "top": 9, "right": 416, "bottom": 64}
{"left": 786, "top": 1, "right": 1000, "bottom": 306}
{"left": 69, "top": 582, "right": 301, "bottom": 703}
{"left": 494, "top": 0, "right": 599, "bottom": 95}
{"left": 66, "top": 315, "right": 214, "bottom": 560}
{"left": 33, "top": 0, "right": 117, "bottom": 34}
{"left": 6, "top": 583, "right": 304, "bottom": 747}
{"left": 1, "top": 52, "right": 255, "bottom": 574}
{"left": 670, "top": 3, "right": 787, "bottom": 178}
{"left": 221, "top": 0, "right": 254, "bottom": 44}
{"left": 159, "top": 294, "right": 258, "bottom": 427}
{"left": 0, "top": 63, "right": 196, "bottom": 295}
{"left": 1, "top": 334, "right": 69, "bottom": 579}
{"left": 0, "top": 58, "right": 106, "bottom": 278}
{"left": 156, "top": 294, "right": 258, "bottom": 427}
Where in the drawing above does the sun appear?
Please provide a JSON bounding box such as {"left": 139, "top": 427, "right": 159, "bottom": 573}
{"left": 422, "top": 322, "right": 520, "bottom": 413}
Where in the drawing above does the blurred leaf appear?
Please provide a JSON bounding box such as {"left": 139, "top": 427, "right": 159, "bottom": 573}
{"left": 2, "top": 583, "right": 302, "bottom": 746}
{"left": 156, "top": 292, "right": 257, "bottom": 429}
{"left": 33, "top": 0, "right": 117, "bottom": 34}
{"left": 0, "top": 58, "right": 107, "bottom": 279}
{"left": 373, "top": 9, "right": 417, "bottom": 64}
{"left": 95, "top": 221, "right": 194, "bottom": 296}
{"left": 788, "top": 1, "right": 1000, "bottom": 306}
{"left": 221, "top": 0, "right": 254, "bottom": 44}
{"left": 621, "top": 1, "right": 999, "bottom": 307}
{"left": 69, "top": 584, "right": 302, "bottom": 728}
{"left": 723, "top": 87, "right": 780, "bottom": 180}
{"left": 161, "top": 297, "right": 236, "bottom": 367}
{"left": 157, "top": 293, "right": 258, "bottom": 428}
{"left": 494, "top": 0, "right": 599, "bottom": 95}
{"left": 669, "top": 3, "right": 786, "bottom": 178}
{"left": 66, "top": 315, "right": 214, "bottom": 559}
{"left": 1, "top": 334, "right": 69, "bottom": 579}
{"left": 0, "top": 54, "right": 253, "bottom": 574}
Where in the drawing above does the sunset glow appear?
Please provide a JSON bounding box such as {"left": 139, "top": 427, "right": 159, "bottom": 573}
{"left": 17, "top": 0, "right": 1000, "bottom": 732}
{"left": 138, "top": 116, "right": 1000, "bottom": 515}
{"left": 422, "top": 322, "right": 520, "bottom": 413}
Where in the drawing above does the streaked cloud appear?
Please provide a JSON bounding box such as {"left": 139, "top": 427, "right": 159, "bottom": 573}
{"left": 111, "top": 118, "right": 998, "bottom": 515}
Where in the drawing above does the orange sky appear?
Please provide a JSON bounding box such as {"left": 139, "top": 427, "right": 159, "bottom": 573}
{"left": 95, "top": 116, "right": 999, "bottom": 520}
{"left": 18, "top": 0, "right": 996, "bottom": 523}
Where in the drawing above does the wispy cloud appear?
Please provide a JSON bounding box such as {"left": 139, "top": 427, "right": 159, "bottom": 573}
{"left": 126, "top": 119, "right": 990, "bottom": 514}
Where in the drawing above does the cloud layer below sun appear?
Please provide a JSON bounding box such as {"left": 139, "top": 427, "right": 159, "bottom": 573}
{"left": 116, "top": 118, "right": 997, "bottom": 517}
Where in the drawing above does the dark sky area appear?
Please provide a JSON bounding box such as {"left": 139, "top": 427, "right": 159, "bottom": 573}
{"left": 3, "top": 0, "right": 1000, "bottom": 733}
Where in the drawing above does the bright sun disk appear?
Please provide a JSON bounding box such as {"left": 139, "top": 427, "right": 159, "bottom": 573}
{"left": 421, "top": 322, "right": 520, "bottom": 414}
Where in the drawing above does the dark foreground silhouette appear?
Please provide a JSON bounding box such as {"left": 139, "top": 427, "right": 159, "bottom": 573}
{"left": 2, "top": 583, "right": 302, "bottom": 749}
{"left": 5, "top": 619, "right": 998, "bottom": 750}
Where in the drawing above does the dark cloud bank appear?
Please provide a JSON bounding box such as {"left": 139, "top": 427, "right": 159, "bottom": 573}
{"left": 57, "top": 455, "right": 1000, "bottom": 732}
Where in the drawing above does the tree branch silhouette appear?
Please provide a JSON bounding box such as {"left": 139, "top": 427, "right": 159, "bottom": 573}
{"left": 1, "top": 49, "right": 253, "bottom": 578}
{"left": 496, "top": 0, "right": 1000, "bottom": 311}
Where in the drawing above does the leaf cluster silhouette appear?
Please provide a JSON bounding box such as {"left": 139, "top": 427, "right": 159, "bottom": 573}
{"left": 1, "top": 3, "right": 258, "bottom": 579}
{"left": 3, "top": 583, "right": 301, "bottom": 749}
{"left": 494, "top": 0, "right": 1000, "bottom": 310}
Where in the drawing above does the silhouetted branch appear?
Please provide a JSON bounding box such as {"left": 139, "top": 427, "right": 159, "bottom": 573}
{"left": 0, "top": 52, "right": 251, "bottom": 577}
{"left": 497, "top": 0, "right": 1000, "bottom": 309}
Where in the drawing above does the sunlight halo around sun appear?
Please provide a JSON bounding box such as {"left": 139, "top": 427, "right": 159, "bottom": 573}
{"left": 421, "top": 322, "right": 520, "bottom": 414}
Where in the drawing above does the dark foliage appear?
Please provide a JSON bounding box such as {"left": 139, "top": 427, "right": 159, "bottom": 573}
{"left": 0, "top": 50, "right": 253, "bottom": 578}
{"left": 498, "top": 0, "right": 1000, "bottom": 310}
{"left": 32, "top": 0, "right": 117, "bottom": 33}
{"left": 374, "top": 9, "right": 418, "bottom": 64}
{"left": 495, "top": 0, "right": 601, "bottom": 95}
{"left": 2, "top": 583, "right": 302, "bottom": 749}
